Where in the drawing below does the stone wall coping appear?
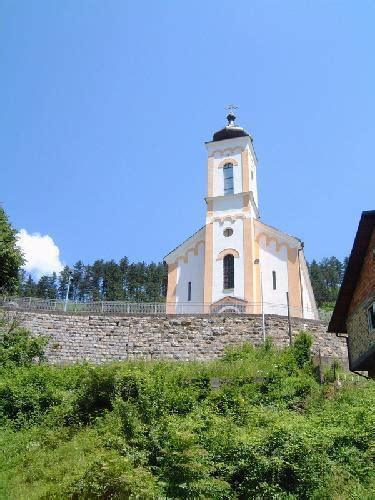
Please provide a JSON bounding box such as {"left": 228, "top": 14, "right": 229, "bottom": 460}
{"left": 1, "top": 306, "right": 327, "bottom": 326}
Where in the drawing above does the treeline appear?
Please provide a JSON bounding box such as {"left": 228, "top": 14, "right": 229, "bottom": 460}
{"left": 308, "top": 256, "right": 348, "bottom": 309}
{"left": 19, "top": 258, "right": 168, "bottom": 302}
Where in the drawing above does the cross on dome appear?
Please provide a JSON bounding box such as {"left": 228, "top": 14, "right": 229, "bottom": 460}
{"left": 225, "top": 104, "right": 238, "bottom": 126}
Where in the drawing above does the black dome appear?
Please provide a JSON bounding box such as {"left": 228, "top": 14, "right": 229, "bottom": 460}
{"left": 212, "top": 113, "right": 252, "bottom": 142}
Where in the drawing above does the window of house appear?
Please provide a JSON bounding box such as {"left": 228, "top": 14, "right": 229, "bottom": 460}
{"left": 188, "top": 282, "right": 192, "bottom": 302}
{"left": 223, "top": 254, "right": 234, "bottom": 289}
{"left": 223, "top": 163, "right": 234, "bottom": 195}
{"left": 223, "top": 227, "right": 233, "bottom": 237}
{"left": 272, "top": 271, "right": 277, "bottom": 290}
{"left": 368, "top": 303, "right": 375, "bottom": 331}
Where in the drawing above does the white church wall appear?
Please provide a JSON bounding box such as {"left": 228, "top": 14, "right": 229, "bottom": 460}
{"left": 248, "top": 148, "right": 259, "bottom": 207}
{"left": 300, "top": 256, "right": 319, "bottom": 320}
{"left": 212, "top": 219, "right": 245, "bottom": 303}
{"left": 175, "top": 242, "right": 205, "bottom": 314}
{"left": 211, "top": 195, "right": 244, "bottom": 215}
{"left": 259, "top": 236, "right": 289, "bottom": 316}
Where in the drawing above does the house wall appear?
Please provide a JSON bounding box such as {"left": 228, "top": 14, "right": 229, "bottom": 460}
{"left": 349, "top": 229, "right": 375, "bottom": 314}
{"left": 347, "top": 228, "right": 375, "bottom": 370}
{"left": 346, "top": 296, "right": 375, "bottom": 370}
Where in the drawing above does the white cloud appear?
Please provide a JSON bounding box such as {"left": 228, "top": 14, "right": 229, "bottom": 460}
{"left": 17, "top": 229, "right": 64, "bottom": 279}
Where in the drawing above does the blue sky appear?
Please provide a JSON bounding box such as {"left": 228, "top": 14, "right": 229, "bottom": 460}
{"left": 1, "top": 0, "right": 374, "bottom": 274}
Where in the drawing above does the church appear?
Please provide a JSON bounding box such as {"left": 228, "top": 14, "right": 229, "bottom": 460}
{"left": 165, "top": 113, "right": 318, "bottom": 319}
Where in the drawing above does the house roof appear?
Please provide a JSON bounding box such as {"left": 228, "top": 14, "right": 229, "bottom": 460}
{"left": 328, "top": 210, "right": 375, "bottom": 333}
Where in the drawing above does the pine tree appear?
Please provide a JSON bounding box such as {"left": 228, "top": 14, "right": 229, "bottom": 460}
{"left": 21, "top": 274, "right": 37, "bottom": 297}
{"left": 103, "top": 260, "right": 124, "bottom": 300}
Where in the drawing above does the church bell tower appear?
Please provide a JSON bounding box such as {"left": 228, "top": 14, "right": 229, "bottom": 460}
{"left": 203, "top": 112, "right": 260, "bottom": 312}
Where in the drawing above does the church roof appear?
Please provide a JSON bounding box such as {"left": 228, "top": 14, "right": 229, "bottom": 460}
{"left": 255, "top": 219, "right": 302, "bottom": 247}
{"left": 164, "top": 225, "right": 205, "bottom": 262}
{"left": 211, "top": 113, "right": 252, "bottom": 143}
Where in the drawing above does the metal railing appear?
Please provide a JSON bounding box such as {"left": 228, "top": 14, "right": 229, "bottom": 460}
{"left": 0, "top": 296, "right": 330, "bottom": 321}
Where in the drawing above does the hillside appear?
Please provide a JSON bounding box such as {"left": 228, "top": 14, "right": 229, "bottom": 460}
{"left": 0, "top": 327, "right": 374, "bottom": 499}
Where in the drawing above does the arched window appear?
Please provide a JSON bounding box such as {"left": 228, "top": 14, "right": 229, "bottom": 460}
{"left": 223, "top": 254, "right": 234, "bottom": 289}
{"left": 223, "top": 163, "right": 234, "bottom": 195}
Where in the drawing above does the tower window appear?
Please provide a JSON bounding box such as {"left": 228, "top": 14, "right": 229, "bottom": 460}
{"left": 188, "top": 282, "right": 192, "bottom": 301}
{"left": 223, "top": 254, "right": 234, "bottom": 289}
{"left": 272, "top": 271, "right": 277, "bottom": 290}
{"left": 251, "top": 170, "right": 254, "bottom": 180}
{"left": 223, "top": 163, "right": 234, "bottom": 195}
{"left": 223, "top": 228, "right": 233, "bottom": 237}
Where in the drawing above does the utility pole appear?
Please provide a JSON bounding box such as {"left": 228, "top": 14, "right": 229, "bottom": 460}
{"left": 64, "top": 271, "right": 73, "bottom": 312}
{"left": 254, "top": 259, "right": 266, "bottom": 343}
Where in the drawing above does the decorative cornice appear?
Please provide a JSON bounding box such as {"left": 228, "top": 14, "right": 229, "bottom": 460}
{"left": 217, "top": 157, "right": 239, "bottom": 168}
{"left": 209, "top": 146, "right": 244, "bottom": 158}
{"left": 212, "top": 214, "right": 246, "bottom": 223}
{"left": 175, "top": 240, "right": 205, "bottom": 265}
{"left": 217, "top": 248, "right": 240, "bottom": 260}
{"left": 256, "top": 232, "right": 290, "bottom": 252}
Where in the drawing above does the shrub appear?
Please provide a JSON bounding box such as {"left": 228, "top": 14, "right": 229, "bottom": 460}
{"left": 292, "top": 331, "right": 313, "bottom": 369}
{"left": 65, "top": 450, "right": 161, "bottom": 499}
{"left": 0, "top": 315, "right": 47, "bottom": 367}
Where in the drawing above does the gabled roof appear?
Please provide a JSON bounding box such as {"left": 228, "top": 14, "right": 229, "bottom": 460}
{"left": 163, "top": 225, "right": 205, "bottom": 262}
{"left": 328, "top": 211, "right": 375, "bottom": 333}
{"left": 254, "top": 219, "right": 302, "bottom": 248}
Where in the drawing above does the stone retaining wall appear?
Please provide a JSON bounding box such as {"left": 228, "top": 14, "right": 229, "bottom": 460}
{"left": 3, "top": 309, "right": 348, "bottom": 365}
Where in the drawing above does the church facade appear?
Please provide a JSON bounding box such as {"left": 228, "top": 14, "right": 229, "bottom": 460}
{"left": 165, "top": 114, "right": 318, "bottom": 319}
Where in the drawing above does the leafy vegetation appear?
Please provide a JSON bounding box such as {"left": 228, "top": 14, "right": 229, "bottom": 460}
{"left": 0, "top": 206, "right": 24, "bottom": 295}
{"left": 308, "top": 256, "right": 348, "bottom": 309}
{"left": 0, "top": 322, "right": 373, "bottom": 499}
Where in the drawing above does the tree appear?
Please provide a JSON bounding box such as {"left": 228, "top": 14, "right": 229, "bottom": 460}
{"left": 20, "top": 274, "right": 37, "bottom": 297}
{"left": 308, "top": 256, "right": 346, "bottom": 309}
{"left": 36, "top": 274, "right": 57, "bottom": 299}
{"left": 0, "top": 207, "right": 25, "bottom": 295}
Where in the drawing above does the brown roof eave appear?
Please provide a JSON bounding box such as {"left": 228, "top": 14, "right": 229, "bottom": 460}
{"left": 328, "top": 210, "right": 375, "bottom": 333}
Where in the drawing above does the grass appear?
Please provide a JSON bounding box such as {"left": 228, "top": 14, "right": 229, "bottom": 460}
{"left": 0, "top": 333, "right": 374, "bottom": 499}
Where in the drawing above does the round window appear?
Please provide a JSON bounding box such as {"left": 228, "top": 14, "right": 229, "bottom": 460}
{"left": 223, "top": 228, "right": 233, "bottom": 237}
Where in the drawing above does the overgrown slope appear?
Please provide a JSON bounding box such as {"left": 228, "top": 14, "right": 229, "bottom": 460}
{"left": 0, "top": 328, "right": 374, "bottom": 499}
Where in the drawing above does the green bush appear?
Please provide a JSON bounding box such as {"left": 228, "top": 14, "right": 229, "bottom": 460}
{"left": 292, "top": 331, "right": 313, "bottom": 368}
{"left": 1, "top": 333, "right": 374, "bottom": 498}
{"left": 0, "top": 315, "right": 47, "bottom": 367}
